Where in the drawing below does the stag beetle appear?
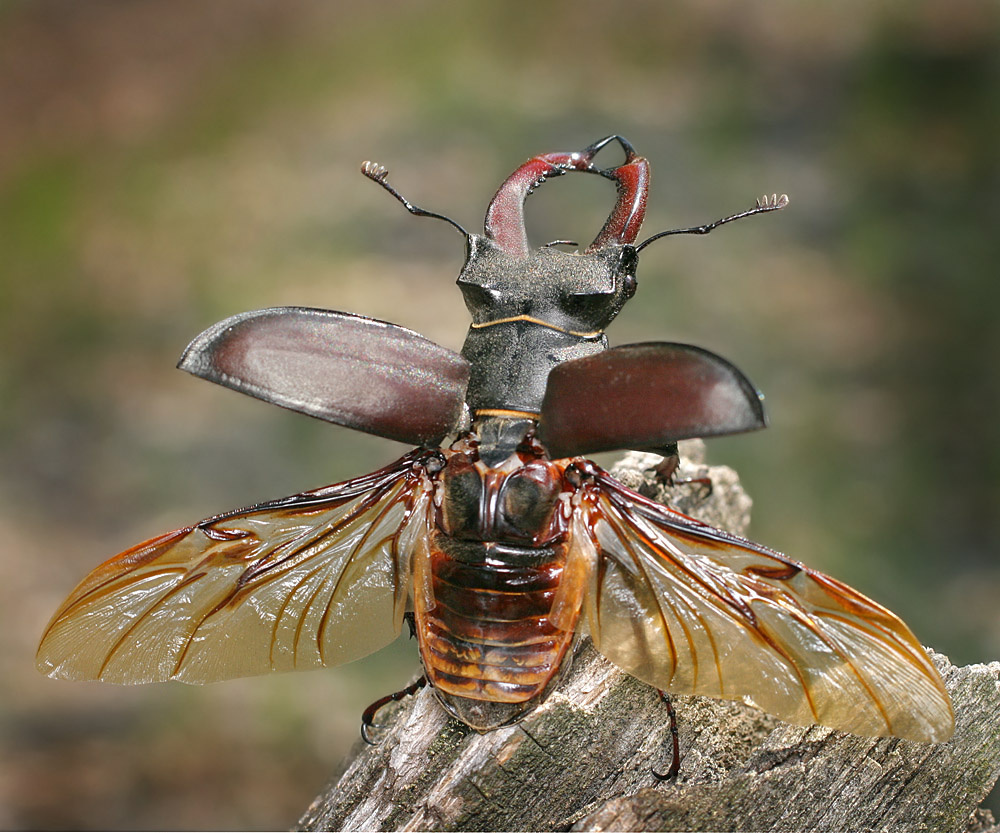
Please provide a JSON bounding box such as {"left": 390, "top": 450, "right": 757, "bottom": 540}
{"left": 38, "top": 136, "right": 953, "bottom": 754}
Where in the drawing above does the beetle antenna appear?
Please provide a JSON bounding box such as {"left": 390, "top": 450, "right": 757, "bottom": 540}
{"left": 635, "top": 193, "right": 789, "bottom": 252}
{"left": 361, "top": 161, "right": 470, "bottom": 238}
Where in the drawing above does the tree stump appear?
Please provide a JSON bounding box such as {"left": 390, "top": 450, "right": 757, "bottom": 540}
{"left": 296, "top": 442, "right": 1000, "bottom": 832}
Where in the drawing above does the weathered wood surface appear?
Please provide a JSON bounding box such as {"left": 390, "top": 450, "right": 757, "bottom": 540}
{"left": 297, "top": 443, "right": 1000, "bottom": 833}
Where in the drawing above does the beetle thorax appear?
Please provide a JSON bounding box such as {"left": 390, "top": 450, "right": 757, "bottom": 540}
{"left": 433, "top": 438, "right": 570, "bottom": 548}
{"left": 457, "top": 236, "right": 638, "bottom": 416}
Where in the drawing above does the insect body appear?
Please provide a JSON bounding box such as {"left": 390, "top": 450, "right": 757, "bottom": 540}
{"left": 419, "top": 438, "right": 576, "bottom": 729}
{"left": 37, "top": 137, "right": 954, "bottom": 744}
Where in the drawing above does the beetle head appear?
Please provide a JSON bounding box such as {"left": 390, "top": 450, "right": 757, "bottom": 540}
{"left": 457, "top": 236, "right": 638, "bottom": 333}
{"left": 454, "top": 137, "right": 647, "bottom": 331}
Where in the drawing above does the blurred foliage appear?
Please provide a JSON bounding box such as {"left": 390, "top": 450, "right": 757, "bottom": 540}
{"left": 1, "top": 0, "right": 998, "bottom": 828}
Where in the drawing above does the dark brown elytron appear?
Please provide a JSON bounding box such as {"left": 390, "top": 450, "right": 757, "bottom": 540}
{"left": 37, "top": 137, "right": 954, "bottom": 745}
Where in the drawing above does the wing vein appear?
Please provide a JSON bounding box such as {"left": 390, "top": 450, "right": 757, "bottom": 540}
{"left": 599, "top": 501, "right": 681, "bottom": 684}
{"left": 316, "top": 486, "right": 409, "bottom": 659}
{"left": 99, "top": 571, "right": 206, "bottom": 680}
{"left": 274, "top": 559, "right": 333, "bottom": 668}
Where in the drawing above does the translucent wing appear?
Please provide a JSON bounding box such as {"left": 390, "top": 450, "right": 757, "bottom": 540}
{"left": 568, "top": 467, "right": 953, "bottom": 742}
{"left": 37, "top": 450, "right": 435, "bottom": 685}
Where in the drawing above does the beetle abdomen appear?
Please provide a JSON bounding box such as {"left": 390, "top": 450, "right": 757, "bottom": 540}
{"left": 415, "top": 535, "right": 578, "bottom": 730}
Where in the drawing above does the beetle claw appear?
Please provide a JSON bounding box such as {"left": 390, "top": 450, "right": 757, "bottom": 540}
{"left": 359, "top": 676, "right": 429, "bottom": 745}
{"left": 360, "top": 721, "right": 380, "bottom": 745}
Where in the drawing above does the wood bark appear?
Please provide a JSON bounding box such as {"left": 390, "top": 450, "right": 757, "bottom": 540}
{"left": 297, "top": 442, "right": 1000, "bottom": 833}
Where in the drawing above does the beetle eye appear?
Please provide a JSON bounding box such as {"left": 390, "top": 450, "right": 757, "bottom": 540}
{"left": 619, "top": 246, "right": 638, "bottom": 274}
{"left": 622, "top": 273, "right": 637, "bottom": 299}
{"left": 618, "top": 247, "right": 638, "bottom": 298}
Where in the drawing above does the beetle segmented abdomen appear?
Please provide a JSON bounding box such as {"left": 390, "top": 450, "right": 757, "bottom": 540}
{"left": 415, "top": 535, "right": 578, "bottom": 729}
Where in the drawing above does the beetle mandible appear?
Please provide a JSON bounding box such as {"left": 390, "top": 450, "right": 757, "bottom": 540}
{"left": 37, "top": 136, "right": 954, "bottom": 748}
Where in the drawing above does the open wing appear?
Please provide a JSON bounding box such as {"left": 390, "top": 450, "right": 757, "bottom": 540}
{"left": 178, "top": 307, "right": 471, "bottom": 446}
{"left": 568, "top": 467, "right": 953, "bottom": 743}
{"left": 37, "top": 450, "right": 435, "bottom": 685}
{"left": 538, "top": 343, "right": 766, "bottom": 459}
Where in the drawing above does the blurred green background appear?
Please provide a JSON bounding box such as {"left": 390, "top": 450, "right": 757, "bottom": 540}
{"left": 2, "top": 0, "right": 998, "bottom": 828}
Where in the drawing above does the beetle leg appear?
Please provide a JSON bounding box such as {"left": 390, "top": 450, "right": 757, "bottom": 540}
{"left": 360, "top": 675, "right": 429, "bottom": 745}
{"left": 651, "top": 689, "right": 681, "bottom": 780}
{"left": 671, "top": 474, "right": 714, "bottom": 497}
{"left": 650, "top": 444, "right": 681, "bottom": 484}
{"left": 651, "top": 449, "right": 713, "bottom": 496}
{"left": 651, "top": 455, "right": 714, "bottom": 505}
